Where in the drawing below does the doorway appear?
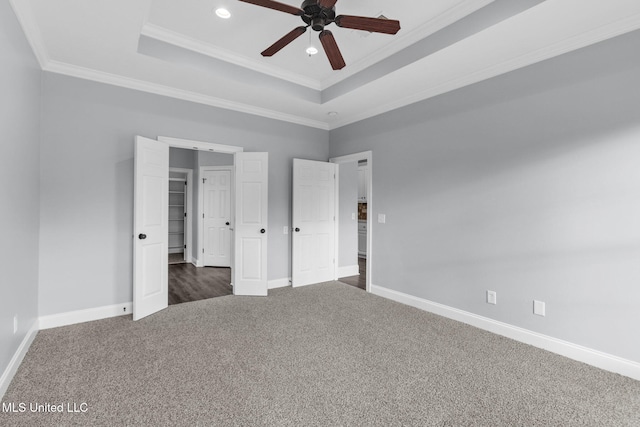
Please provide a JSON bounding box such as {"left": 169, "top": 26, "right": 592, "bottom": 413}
{"left": 134, "top": 136, "right": 269, "bottom": 320}
{"left": 168, "top": 149, "right": 233, "bottom": 305}
{"left": 330, "top": 151, "right": 373, "bottom": 293}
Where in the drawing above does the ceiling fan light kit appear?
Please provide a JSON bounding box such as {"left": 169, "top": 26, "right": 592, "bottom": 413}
{"left": 238, "top": 0, "right": 401, "bottom": 70}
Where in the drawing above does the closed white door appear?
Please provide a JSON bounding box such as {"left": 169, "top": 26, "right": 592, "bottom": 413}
{"left": 203, "top": 168, "right": 232, "bottom": 267}
{"left": 292, "top": 159, "right": 336, "bottom": 287}
{"left": 233, "top": 152, "right": 268, "bottom": 296}
{"left": 133, "top": 136, "right": 169, "bottom": 320}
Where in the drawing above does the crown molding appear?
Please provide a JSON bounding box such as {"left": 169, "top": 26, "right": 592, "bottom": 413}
{"left": 319, "top": 0, "right": 495, "bottom": 90}
{"left": 9, "top": 0, "right": 50, "bottom": 68}
{"left": 43, "top": 60, "right": 329, "bottom": 130}
{"left": 329, "top": 10, "right": 640, "bottom": 130}
{"left": 140, "top": 22, "right": 322, "bottom": 91}
{"left": 141, "top": 0, "right": 493, "bottom": 93}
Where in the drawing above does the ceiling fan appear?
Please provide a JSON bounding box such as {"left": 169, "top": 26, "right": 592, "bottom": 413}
{"left": 238, "top": 0, "right": 401, "bottom": 70}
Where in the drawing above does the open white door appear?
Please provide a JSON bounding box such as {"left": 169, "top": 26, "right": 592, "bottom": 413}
{"left": 233, "top": 152, "right": 268, "bottom": 296}
{"left": 292, "top": 159, "right": 336, "bottom": 287}
{"left": 133, "top": 136, "right": 169, "bottom": 320}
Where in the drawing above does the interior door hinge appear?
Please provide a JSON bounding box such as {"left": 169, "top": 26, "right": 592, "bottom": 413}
{"left": 184, "top": 245, "right": 186, "bottom": 249}
{"left": 184, "top": 212, "right": 187, "bottom": 217}
{"left": 202, "top": 248, "right": 205, "bottom": 253}
{"left": 203, "top": 178, "right": 206, "bottom": 183}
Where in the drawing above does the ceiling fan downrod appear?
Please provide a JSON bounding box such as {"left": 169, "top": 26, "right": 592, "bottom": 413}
{"left": 300, "top": 0, "right": 336, "bottom": 32}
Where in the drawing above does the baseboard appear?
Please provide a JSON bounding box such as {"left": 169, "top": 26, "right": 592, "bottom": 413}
{"left": 39, "top": 302, "right": 133, "bottom": 330}
{"left": 371, "top": 284, "right": 640, "bottom": 381}
{"left": 0, "top": 322, "right": 38, "bottom": 399}
{"left": 268, "top": 278, "right": 291, "bottom": 289}
{"left": 338, "top": 265, "right": 359, "bottom": 278}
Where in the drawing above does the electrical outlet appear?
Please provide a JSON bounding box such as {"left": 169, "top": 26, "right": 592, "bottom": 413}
{"left": 13, "top": 315, "right": 18, "bottom": 334}
{"left": 534, "top": 300, "right": 546, "bottom": 316}
{"left": 487, "top": 291, "right": 497, "bottom": 305}
{"left": 351, "top": 213, "right": 356, "bottom": 220}
{"left": 378, "top": 213, "right": 386, "bottom": 223}
{"left": 283, "top": 226, "right": 288, "bottom": 235}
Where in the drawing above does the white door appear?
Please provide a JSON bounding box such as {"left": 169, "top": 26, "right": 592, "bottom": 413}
{"left": 133, "top": 136, "right": 169, "bottom": 320}
{"left": 203, "top": 168, "right": 232, "bottom": 267}
{"left": 292, "top": 159, "right": 336, "bottom": 287}
{"left": 233, "top": 152, "right": 268, "bottom": 296}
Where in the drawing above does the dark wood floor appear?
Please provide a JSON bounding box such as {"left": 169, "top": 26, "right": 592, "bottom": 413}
{"left": 168, "top": 263, "right": 232, "bottom": 305}
{"left": 169, "top": 257, "right": 365, "bottom": 305}
{"left": 168, "top": 252, "right": 186, "bottom": 265}
{"left": 339, "top": 258, "right": 366, "bottom": 290}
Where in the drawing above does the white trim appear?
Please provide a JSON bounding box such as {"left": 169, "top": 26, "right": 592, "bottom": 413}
{"left": 338, "top": 265, "right": 360, "bottom": 278}
{"left": 140, "top": 23, "right": 321, "bottom": 91}
{"left": 320, "top": 0, "right": 494, "bottom": 90}
{"left": 370, "top": 284, "right": 640, "bottom": 381}
{"left": 39, "top": 303, "right": 133, "bottom": 330}
{"left": 330, "top": 151, "right": 373, "bottom": 293}
{"left": 160, "top": 136, "right": 244, "bottom": 154}
{"left": 43, "top": 60, "right": 329, "bottom": 131}
{"left": 0, "top": 322, "right": 38, "bottom": 399}
{"left": 268, "top": 278, "right": 291, "bottom": 289}
{"left": 333, "top": 165, "right": 340, "bottom": 282}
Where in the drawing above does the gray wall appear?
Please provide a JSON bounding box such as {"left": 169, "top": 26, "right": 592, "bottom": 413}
{"left": 169, "top": 147, "right": 196, "bottom": 170}
{"left": 38, "top": 73, "right": 328, "bottom": 316}
{"left": 338, "top": 162, "right": 358, "bottom": 269}
{"left": 329, "top": 31, "right": 640, "bottom": 363}
{"left": 0, "top": 2, "right": 41, "bottom": 380}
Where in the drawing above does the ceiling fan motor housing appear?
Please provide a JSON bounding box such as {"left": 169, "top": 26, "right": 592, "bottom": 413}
{"left": 301, "top": 0, "right": 336, "bottom": 31}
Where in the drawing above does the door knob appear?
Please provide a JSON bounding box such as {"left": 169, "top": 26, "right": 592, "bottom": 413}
{"left": 294, "top": 228, "right": 300, "bottom": 232}
{"left": 138, "top": 233, "right": 147, "bottom": 240}
{"left": 260, "top": 229, "right": 266, "bottom": 234}
{"left": 226, "top": 222, "right": 230, "bottom": 226}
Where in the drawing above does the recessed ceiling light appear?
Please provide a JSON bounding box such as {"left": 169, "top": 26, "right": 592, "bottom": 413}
{"left": 215, "top": 8, "right": 231, "bottom": 19}
{"left": 327, "top": 111, "right": 338, "bottom": 117}
{"left": 306, "top": 46, "right": 318, "bottom": 56}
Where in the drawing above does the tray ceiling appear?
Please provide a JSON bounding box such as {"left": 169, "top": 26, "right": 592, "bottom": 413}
{"left": 11, "top": 0, "right": 640, "bottom": 129}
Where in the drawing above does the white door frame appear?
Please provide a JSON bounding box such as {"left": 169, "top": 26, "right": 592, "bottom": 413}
{"left": 330, "top": 151, "right": 373, "bottom": 293}
{"left": 168, "top": 167, "right": 193, "bottom": 264}
{"left": 199, "top": 165, "right": 234, "bottom": 268}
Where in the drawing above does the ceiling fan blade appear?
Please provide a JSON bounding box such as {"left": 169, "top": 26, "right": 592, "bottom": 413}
{"left": 261, "top": 26, "right": 307, "bottom": 57}
{"left": 319, "top": 30, "right": 345, "bottom": 70}
{"left": 238, "top": 0, "right": 304, "bottom": 16}
{"left": 334, "top": 15, "right": 401, "bottom": 35}
{"left": 318, "top": 0, "right": 338, "bottom": 8}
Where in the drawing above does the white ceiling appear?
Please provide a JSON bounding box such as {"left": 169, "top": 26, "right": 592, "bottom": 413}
{"left": 10, "top": 0, "right": 640, "bottom": 130}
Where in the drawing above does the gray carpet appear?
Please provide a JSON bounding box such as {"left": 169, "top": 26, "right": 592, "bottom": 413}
{"left": 1, "top": 282, "right": 639, "bottom": 426}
